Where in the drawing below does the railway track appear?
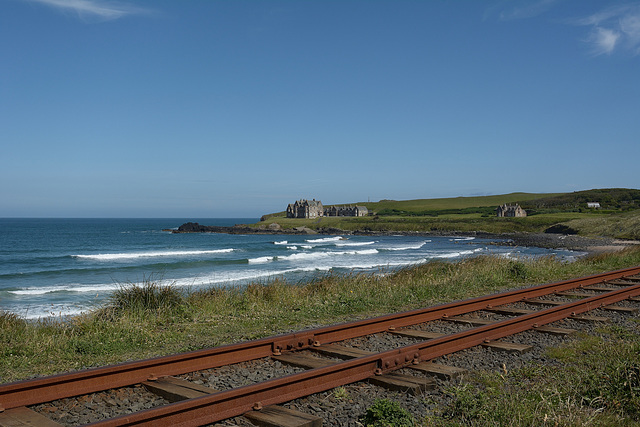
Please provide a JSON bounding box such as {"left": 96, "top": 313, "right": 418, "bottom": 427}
{"left": 1, "top": 266, "right": 640, "bottom": 426}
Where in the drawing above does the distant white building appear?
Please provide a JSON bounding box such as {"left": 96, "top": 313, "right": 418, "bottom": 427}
{"left": 587, "top": 202, "right": 601, "bottom": 209}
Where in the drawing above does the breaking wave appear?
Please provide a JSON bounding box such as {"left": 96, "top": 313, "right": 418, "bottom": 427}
{"left": 248, "top": 249, "right": 379, "bottom": 264}
{"left": 74, "top": 249, "right": 234, "bottom": 261}
{"left": 334, "top": 241, "right": 376, "bottom": 247}
{"left": 305, "top": 236, "right": 345, "bottom": 243}
{"left": 430, "top": 248, "right": 485, "bottom": 259}
{"left": 381, "top": 241, "right": 430, "bottom": 251}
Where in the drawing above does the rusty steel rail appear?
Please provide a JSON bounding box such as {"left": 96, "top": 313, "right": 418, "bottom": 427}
{"left": 1, "top": 266, "right": 640, "bottom": 412}
{"left": 89, "top": 281, "right": 640, "bottom": 426}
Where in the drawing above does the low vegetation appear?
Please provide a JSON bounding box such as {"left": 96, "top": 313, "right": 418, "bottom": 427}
{"left": 429, "top": 325, "right": 640, "bottom": 426}
{"left": 358, "top": 193, "right": 555, "bottom": 217}
{"left": 558, "top": 209, "right": 640, "bottom": 241}
{"left": 257, "top": 210, "right": 640, "bottom": 240}
{"left": 361, "top": 398, "right": 416, "bottom": 426}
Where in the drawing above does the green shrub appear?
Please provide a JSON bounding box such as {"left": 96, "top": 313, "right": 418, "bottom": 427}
{"left": 101, "top": 278, "right": 186, "bottom": 319}
{"left": 360, "top": 399, "right": 415, "bottom": 427}
{"left": 508, "top": 261, "right": 529, "bottom": 280}
{"left": 0, "top": 310, "right": 25, "bottom": 329}
{"left": 441, "top": 383, "right": 490, "bottom": 423}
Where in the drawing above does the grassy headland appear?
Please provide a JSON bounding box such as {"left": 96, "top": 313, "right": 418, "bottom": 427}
{"left": 255, "top": 189, "right": 640, "bottom": 239}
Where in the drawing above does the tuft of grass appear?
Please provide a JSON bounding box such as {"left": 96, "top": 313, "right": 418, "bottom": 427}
{"left": 97, "top": 277, "right": 187, "bottom": 320}
{"left": 333, "top": 386, "right": 350, "bottom": 401}
{"left": 0, "top": 310, "right": 25, "bottom": 329}
{"left": 360, "top": 399, "right": 415, "bottom": 427}
{"left": 440, "top": 382, "right": 490, "bottom": 424}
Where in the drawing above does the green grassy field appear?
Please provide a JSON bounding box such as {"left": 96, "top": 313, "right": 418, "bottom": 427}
{"left": 262, "top": 192, "right": 560, "bottom": 219}
{"left": 360, "top": 192, "right": 562, "bottom": 213}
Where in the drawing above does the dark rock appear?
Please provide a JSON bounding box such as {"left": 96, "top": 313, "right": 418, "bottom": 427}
{"left": 545, "top": 224, "right": 578, "bottom": 234}
{"left": 173, "top": 222, "right": 318, "bottom": 235}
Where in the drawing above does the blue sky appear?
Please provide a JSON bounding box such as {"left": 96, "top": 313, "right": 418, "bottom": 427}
{"left": 1, "top": 0, "right": 639, "bottom": 218}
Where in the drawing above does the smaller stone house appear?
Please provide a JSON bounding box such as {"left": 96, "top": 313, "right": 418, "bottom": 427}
{"left": 587, "top": 202, "right": 601, "bottom": 209}
{"left": 496, "top": 204, "right": 527, "bottom": 217}
{"left": 325, "top": 205, "right": 369, "bottom": 217}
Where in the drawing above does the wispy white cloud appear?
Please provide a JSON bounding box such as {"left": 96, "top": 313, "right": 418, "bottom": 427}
{"left": 587, "top": 27, "right": 621, "bottom": 55}
{"left": 496, "top": 0, "right": 559, "bottom": 21}
{"left": 27, "top": 0, "right": 150, "bottom": 21}
{"left": 574, "top": 4, "right": 640, "bottom": 56}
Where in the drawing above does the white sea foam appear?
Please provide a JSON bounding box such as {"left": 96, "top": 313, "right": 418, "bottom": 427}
{"left": 334, "top": 241, "right": 376, "bottom": 247}
{"left": 498, "top": 252, "right": 517, "bottom": 260}
{"left": 382, "top": 241, "right": 429, "bottom": 251}
{"left": 305, "top": 236, "right": 344, "bottom": 243}
{"left": 181, "top": 266, "right": 334, "bottom": 287}
{"left": 248, "top": 249, "right": 379, "bottom": 264}
{"left": 451, "top": 237, "right": 476, "bottom": 241}
{"left": 430, "top": 248, "right": 484, "bottom": 259}
{"left": 287, "top": 246, "right": 298, "bottom": 250}
{"left": 74, "top": 249, "right": 234, "bottom": 261}
{"left": 331, "top": 259, "right": 425, "bottom": 271}
{"left": 19, "top": 305, "right": 90, "bottom": 320}
{"left": 10, "top": 283, "right": 120, "bottom": 295}
{"left": 280, "top": 249, "right": 379, "bottom": 262}
{"left": 248, "top": 256, "right": 275, "bottom": 264}
{"left": 274, "top": 240, "right": 288, "bottom": 245}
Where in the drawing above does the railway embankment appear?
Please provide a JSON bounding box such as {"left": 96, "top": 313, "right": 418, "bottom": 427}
{"left": 5, "top": 266, "right": 640, "bottom": 426}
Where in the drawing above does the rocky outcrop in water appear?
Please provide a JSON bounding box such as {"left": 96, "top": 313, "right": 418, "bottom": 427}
{"left": 172, "top": 222, "right": 317, "bottom": 235}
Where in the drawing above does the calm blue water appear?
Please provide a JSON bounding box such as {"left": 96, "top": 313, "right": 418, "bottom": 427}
{"left": 0, "top": 218, "right": 582, "bottom": 319}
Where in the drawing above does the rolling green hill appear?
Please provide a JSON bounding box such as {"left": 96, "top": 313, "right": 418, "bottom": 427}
{"left": 359, "top": 192, "right": 560, "bottom": 215}
{"left": 358, "top": 189, "right": 640, "bottom": 217}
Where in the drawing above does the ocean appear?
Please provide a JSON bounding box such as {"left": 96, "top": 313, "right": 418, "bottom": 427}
{"left": 0, "top": 218, "right": 582, "bottom": 320}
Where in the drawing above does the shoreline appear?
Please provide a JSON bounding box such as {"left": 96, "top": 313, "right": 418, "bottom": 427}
{"left": 171, "top": 222, "right": 640, "bottom": 256}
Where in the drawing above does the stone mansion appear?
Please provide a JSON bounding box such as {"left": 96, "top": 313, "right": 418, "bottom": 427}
{"left": 286, "top": 199, "right": 369, "bottom": 219}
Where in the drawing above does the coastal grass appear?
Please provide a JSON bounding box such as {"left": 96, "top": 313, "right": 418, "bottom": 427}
{"left": 430, "top": 324, "right": 640, "bottom": 426}
{"left": 2, "top": 246, "right": 640, "bottom": 387}
{"left": 561, "top": 209, "right": 640, "bottom": 240}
